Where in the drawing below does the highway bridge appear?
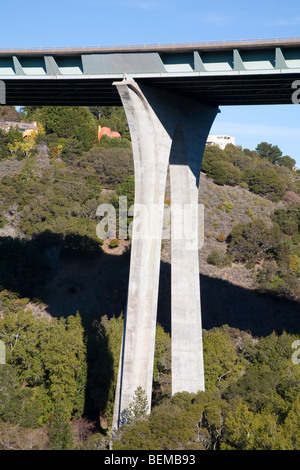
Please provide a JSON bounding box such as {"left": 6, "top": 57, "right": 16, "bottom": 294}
{"left": 1, "top": 37, "right": 300, "bottom": 105}
{"left": 1, "top": 38, "right": 299, "bottom": 430}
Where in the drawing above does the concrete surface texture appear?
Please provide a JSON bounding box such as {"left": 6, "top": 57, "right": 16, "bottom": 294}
{"left": 112, "top": 78, "right": 219, "bottom": 430}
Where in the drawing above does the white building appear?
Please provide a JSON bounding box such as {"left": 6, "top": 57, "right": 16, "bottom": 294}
{"left": 206, "top": 134, "right": 235, "bottom": 150}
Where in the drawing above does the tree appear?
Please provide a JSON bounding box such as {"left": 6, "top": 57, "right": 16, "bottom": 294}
{"left": 253, "top": 331, "right": 297, "bottom": 372}
{"left": 221, "top": 401, "right": 288, "bottom": 450}
{"left": 153, "top": 324, "right": 171, "bottom": 382}
{"left": 125, "top": 387, "right": 149, "bottom": 424}
{"left": 243, "top": 166, "right": 288, "bottom": 200}
{"left": 92, "top": 314, "right": 124, "bottom": 420}
{"left": 26, "top": 106, "right": 98, "bottom": 152}
{"left": 207, "top": 248, "right": 232, "bottom": 268}
{"left": 98, "top": 134, "right": 131, "bottom": 149}
{"left": 0, "top": 311, "right": 87, "bottom": 424}
{"left": 256, "top": 259, "right": 300, "bottom": 300}
{"left": 202, "top": 145, "right": 244, "bottom": 185}
{"left": 0, "top": 364, "right": 42, "bottom": 427}
{"left": 256, "top": 142, "right": 282, "bottom": 164}
{"left": 207, "top": 160, "right": 243, "bottom": 186}
{"left": 277, "top": 155, "right": 296, "bottom": 171}
{"left": 0, "top": 127, "right": 24, "bottom": 161}
{"left": 283, "top": 398, "right": 300, "bottom": 449}
{"left": 227, "top": 219, "right": 282, "bottom": 264}
{"left": 96, "top": 106, "right": 130, "bottom": 140}
{"left": 48, "top": 403, "right": 75, "bottom": 450}
{"left": 272, "top": 205, "right": 300, "bottom": 236}
{"left": 223, "top": 364, "right": 285, "bottom": 415}
{"left": 203, "top": 329, "right": 245, "bottom": 391}
{"left": 76, "top": 146, "right": 133, "bottom": 187}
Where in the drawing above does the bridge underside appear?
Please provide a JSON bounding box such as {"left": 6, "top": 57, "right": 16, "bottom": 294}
{"left": 3, "top": 73, "right": 300, "bottom": 106}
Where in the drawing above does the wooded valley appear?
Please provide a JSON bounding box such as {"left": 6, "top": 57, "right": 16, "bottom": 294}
{"left": 0, "top": 105, "right": 299, "bottom": 450}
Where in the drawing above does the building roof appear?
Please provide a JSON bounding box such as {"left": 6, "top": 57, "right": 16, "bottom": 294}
{"left": 0, "top": 120, "right": 38, "bottom": 129}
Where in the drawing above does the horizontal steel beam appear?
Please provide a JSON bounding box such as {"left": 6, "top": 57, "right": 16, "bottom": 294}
{"left": 1, "top": 43, "right": 300, "bottom": 77}
{"left": 1, "top": 39, "right": 300, "bottom": 106}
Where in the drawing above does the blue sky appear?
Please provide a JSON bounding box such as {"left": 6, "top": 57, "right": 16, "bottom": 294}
{"left": 2, "top": 0, "right": 300, "bottom": 166}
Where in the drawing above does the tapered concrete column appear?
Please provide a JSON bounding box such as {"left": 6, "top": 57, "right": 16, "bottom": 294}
{"left": 112, "top": 79, "right": 173, "bottom": 430}
{"left": 112, "top": 78, "right": 219, "bottom": 430}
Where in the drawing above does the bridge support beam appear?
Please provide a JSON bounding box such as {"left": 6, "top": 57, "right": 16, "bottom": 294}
{"left": 112, "top": 78, "right": 219, "bottom": 430}
{"left": 169, "top": 125, "right": 205, "bottom": 395}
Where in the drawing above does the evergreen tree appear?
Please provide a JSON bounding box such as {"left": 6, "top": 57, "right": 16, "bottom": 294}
{"left": 126, "top": 387, "right": 149, "bottom": 424}
{"left": 48, "top": 403, "right": 75, "bottom": 450}
{"left": 256, "top": 142, "right": 282, "bottom": 164}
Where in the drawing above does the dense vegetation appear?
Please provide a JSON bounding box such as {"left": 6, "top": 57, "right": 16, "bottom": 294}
{"left": 0, "top": 105, "right": 299, "bottom": 450}
{"left": 202, "top": 142, "right": 299, "bottom": 200}
{"left": 0, "top": 106, "right": 133, "bottom": 242}
{"left": 0, "top": 302, "right": 299, "bottom": 450}
{"left": 114, "top": 328, "right": 300, "bottom": 451}
{"left": 203, "top": 143, "right": 300, "bottom": 301}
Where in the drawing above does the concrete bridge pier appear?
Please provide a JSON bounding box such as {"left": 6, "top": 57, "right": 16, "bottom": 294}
{"left": 112, "top": 78, "right": 219, "bottom": 430}
{"left": 169, "top": 124, "right": 208, "bottom": 396}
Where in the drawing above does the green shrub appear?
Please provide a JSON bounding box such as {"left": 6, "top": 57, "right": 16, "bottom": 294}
{"left": 0, "top": 364, "right": 42, "bottom": 427}
{"left": 203, "top": 329, "right": 246, "bottom": 391}
{"left": 246, "top": 207, "right": 254, "bottom": 218}
{"left": 227, "top": 219, "right": 282, "bottom": 264}
{"left": 98, "top": 134, "right": 131, "bottom": 149}
{"left": 109, "top": 239, "right": 120, "bottom": 248}
{"left": 78, "top": 146, "right": 133, "bottom": 188}
{"left": 0, "top": 215, "right": 8, "bottom": 228}
{"left": 255, "top": 260, "right": 300, "bottom": 299}
{"left": 49, "top": 404, "right": 75, "bottom": 450}
{"left": 243, "top": 167, "right": 289, "bottom": 201}
{"left": 0, "top": 311, "right": 87, "bottom": 424}
{"left": 216, "top": 233, "right": 226, "bottom": 242}
{"left": 33, "top": 106, "right": 98, "bottom": 152}
{"left": 272, "top": 205, "right": 300, "bottom": 236}
{"left": 292, "top": 231, "right": 300, "bottom": 244}
{"left": 224, "top": 201, "right": 233, "bottom": 213}
{"left": 208, "top": 161, "right": 243, "bottom": 186}
{"left": 207, "top": 248, "right": 232, "bottom": 268}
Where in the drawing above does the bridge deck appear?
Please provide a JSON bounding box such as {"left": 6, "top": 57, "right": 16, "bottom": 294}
{"left": 1, "top": 38, "right": 300, "bottom": 106}
{"left": 1, "top": 37, "right": 300, "bottom": 55}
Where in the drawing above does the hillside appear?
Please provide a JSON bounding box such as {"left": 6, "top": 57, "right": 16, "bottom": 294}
{"left": 0, "top": 106, "right": 299, "bottom": 328}
{"left": 163, "top": 170, "right": 280, "bottom": 289}
{"left": 0, "top": 142, "right": 298, "bottom": 333}
{"left": 0, "top": 105, "right": 299, "bottom": 450}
